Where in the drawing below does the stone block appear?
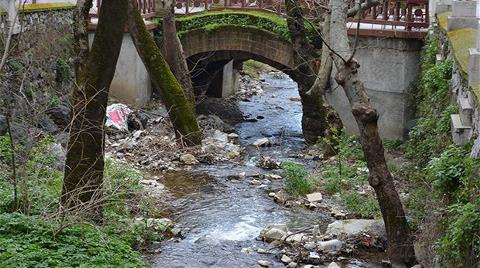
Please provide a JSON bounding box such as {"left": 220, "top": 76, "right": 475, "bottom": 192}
{"left": 447, "top": 16, "right": 479, "bottom": 30}
{"left": 451, "top": 114, "right": 472, "bottom": 145}
{"left": 458, "top": 96, "right": 473, "bottom": 126}
{"left": 468, "top": 48, "right": 480, "bottom": 87}
{"left": 451, "top": 0, "right": 477, "bottom": 17}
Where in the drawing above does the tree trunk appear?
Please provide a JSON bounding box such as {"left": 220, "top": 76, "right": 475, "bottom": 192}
{"left": 329, "top": 0, "right": 416, "bottom": 266}
{"left": 62, "top": 0, "right": 128, "bottom": 221}
{"left": 285, "top": 0, "right": 342, "bottom": 144}
{"left": 160, "top": 0, "right": 195, "bottom": 104}
{"left": 126, "top": 0, "right": 201, "bottom": 146}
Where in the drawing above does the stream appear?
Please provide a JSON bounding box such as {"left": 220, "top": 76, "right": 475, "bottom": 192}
{"left": 147, "top": 73, "right": 382, "bottom": 268}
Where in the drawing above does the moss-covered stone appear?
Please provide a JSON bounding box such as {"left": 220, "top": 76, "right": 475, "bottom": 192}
{"left": 19, "top": 3, "right": 75, "bottom": 13}
{"left": 447, "top": 28, "right": 476, "bottom": 76}
{"left": 437, "top": 12, "right": 450, "bottom": 31}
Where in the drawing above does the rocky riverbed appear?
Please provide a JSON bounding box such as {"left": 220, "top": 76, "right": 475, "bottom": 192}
{"left": 104, "top": 72, "right": 387, "bottom": 268}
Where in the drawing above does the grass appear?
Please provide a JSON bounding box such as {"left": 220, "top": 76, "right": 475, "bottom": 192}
{"left": 280, "top": 161, "right": 314, "bottom": 196}
{"left": 176, "top": 9, "right": 287, "bottom": 26}
{"left": 243, "top": 60, "right": 269, "bottom": 78}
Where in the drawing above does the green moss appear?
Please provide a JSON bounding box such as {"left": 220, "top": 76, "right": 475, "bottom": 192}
{"left": 19, "top": 3, "right": 75, "bottom": 13}
{"left": 447, "top": 28, "right": 476, "bottom": 76}
{"left": 132, "top": 7, "right": 201, "bottom": 145}
{"left": 176, "top": 10, "right": 320, "bottom": 46}
{"left": 437, "top": 12, "right": 450, "bottom": 31}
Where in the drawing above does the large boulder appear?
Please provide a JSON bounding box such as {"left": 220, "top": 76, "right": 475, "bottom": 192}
{"left": 260, "top": 224, "right": 288, "bottom": 242}
{"left": 325, "top": 219, "right": 386, "bottom": 239}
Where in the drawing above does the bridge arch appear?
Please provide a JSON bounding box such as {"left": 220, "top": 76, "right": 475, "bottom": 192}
{"left": 180, "top": 25, "right": 304, "bottom": 96}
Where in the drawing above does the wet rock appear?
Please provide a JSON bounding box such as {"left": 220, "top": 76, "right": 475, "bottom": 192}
{"left": 289, "top": 96, "right": 301, "bottom": 102}
{"left": 47, "top": 103, "right": 70, "bottom": 127}
{"left": 285, "top": 233, "right": 307, "bottom": 243}
{"left": 281, "top": 255, "right": 292, "bottom": 263}
{"left": 331, "top": 209, "right": 347, "bottom": 219}
{"left": 257, "top": 248, "right": 269, "bottom": 254}
{"left": 260, "top": 224, "right": 288, "bottom": 242}
{"left": 257, "top": 260, "right": 271, "bottom": 267}
{"left": 253, "top": 137, "right": 271, "bottom": 147}
{"left": 327, "top": 262, "right": 340, "bottom": 268}
{"left": 306, "top": 203, "right": 318, "bottom": 210}
{"left": 273, "top": 191, "right": 289, "bottom": 204}
{"left": 317, "top": 239, "right": 344, "bottom": 253}
{"left": 256, "top": 156, "right": 279, "bottom": 169}
{"left": 197, "top": 114, "right": 235, "bottom": 133}
{"left": 196, "top": 98, "right": 243, "bottom": 125}
{"left": 241, "top": 247, "right": 253, "bottom": 254}
{"left": 306, "top": 192, "right": 323, "bottom": 203}
{"left": 268, "top": 192, "right": 276, "bottom": 198}
{"left": 307, "top": 252, "right": 321, "bottom": 264}
{"left": 325, "top": 219, "right": 386, "bottom": 239}
{"left": 265, "top": 174, "right": 282, "bottom": 180}
{"left": 38, "top": 116, "right": 58, "bottom": 133}
{"left": 180, "top": 154, "right": 199, "bottom": 165}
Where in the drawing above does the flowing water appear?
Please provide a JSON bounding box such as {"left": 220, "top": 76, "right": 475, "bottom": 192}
{"left": 148, "top": 73, "right": 382, "bottom": 268}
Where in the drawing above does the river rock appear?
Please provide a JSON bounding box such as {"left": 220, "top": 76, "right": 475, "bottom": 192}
{"left": 306, "top": 192, "right": 323, "bottom": 203}
{"left": 287, "top": 262, "right": 297, "bottom": 268}
{"left": 180, "top": 154, "right": 199, "bottom": 165}
{"left": 260, "top": 224, "right": 288, "bottom": 242}
{"left": 256, "top": 156, "right": 279, "bottom": 169}
{"left": 253, "top": 137, "right": 271, "bottom": 147}
{"left": 327, "top": 262, "right": 341, "bottom": 268}
{"left": 266, "top": 174, "right": 282, "bottom": 180}
{"left": 325, "top": 219, "right": 386, "bottom": 239}
{"left": 257, "top": 260, "right": 271, "bottom": 267}
{"left": 285, "top": 233, "right": 307, "bottom": 243}
{"left": 281, "top": 255, "right": 292, "bottom": 263}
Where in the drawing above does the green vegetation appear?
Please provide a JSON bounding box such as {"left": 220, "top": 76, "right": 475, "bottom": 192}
{"left": 280, "top": 161, "right": 314, "bottom": 195}
{"left": 176, "top": 10, "right": 320, "bottom": 46}
{"left": 19, "top": 3, "right": 75, "bottom": 13}
{"left": 0, "top": 135, "right": 166, "bottom": 267}
{"left": 317, "top": 128, "right": 381, "bottom": 218}
{"left": 243, "top": 60, "right": 269, "bottom": 79}
{"left": 398, "top": 31, "right": 480, "bottom": 267}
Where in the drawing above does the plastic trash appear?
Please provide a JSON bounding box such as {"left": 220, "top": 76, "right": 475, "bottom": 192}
{"left": 106, "top": 103, "right": 132, "bottom": 131}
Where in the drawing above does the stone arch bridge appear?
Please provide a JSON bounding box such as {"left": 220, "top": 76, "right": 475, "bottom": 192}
{"left": 89, "top": 4, "right": 429, "bottom": 139}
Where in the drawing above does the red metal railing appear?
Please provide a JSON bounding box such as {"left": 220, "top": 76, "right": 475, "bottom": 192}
{"left": 173, "top": 0, "right": 285, "bottom": 15}
{"left": 346, "top": 0, "right": 429, "bottom": 36}
{"left": 92, "top": 0, "right": 156, "bottom": 19}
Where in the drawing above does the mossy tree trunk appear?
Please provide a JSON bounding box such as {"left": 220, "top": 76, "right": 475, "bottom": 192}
{"left": 62, "top": 0, "right": 128, "bottom": 221}
{"left": 285, "top": 0, "right": 342, "bottom": 144}
{"left": 329, "top": 0, "right": 416, "bottom": 265}
{"left": 160, "top": 0, "right": 195, "bottom": 104}
{"left": 126, "top": 0, "right": 201, "bottom": 146}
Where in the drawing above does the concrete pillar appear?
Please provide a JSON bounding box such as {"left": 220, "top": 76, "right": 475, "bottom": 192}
{"left": 88, "top": 32, "right": 152, "bottom": 107}
{"left": 221, "top": 59, "right": 238, "bottom": 98}
{"left": 448, "top": 0, "right": 478, "bottom": 30}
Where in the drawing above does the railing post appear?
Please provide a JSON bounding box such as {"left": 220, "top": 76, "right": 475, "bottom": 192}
{"left": 186, "top": 0, "right": 190, "bottom": 14}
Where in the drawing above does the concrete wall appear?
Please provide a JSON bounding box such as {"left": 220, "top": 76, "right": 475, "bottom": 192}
{"left": 88, "top": 33, "right": 151, "bottom": 107}
{"left": 327, "top": 36, "right": 422, "bottom": 139}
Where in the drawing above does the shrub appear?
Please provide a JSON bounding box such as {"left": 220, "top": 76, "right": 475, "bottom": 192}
{"left": 426, "top": 145, "right": 468, "bottom": 195}
{"left": 438, "top": 200, "right": 480, "bottom": 267}
{"left": 0, "top": 213, "right": 145, "bottom": 268}
{"left": 342, "top": 192, "right": 380, "bottom": 218}
{"left": 280, "top": 161, "right": 314, "bottom": 195}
